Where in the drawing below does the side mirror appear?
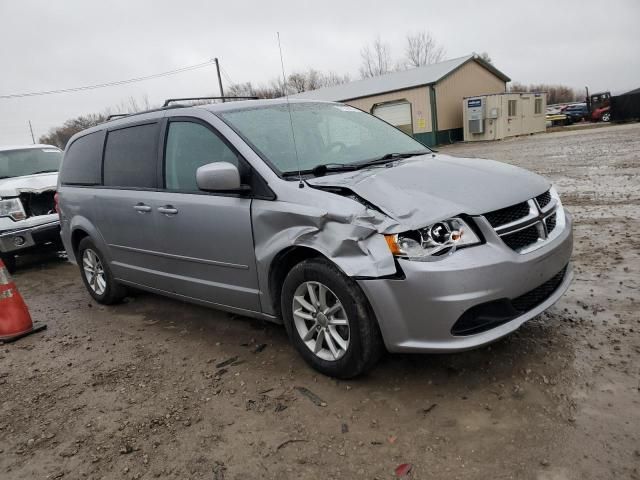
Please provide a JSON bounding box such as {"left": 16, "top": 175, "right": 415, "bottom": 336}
{"left": 196, "top": 162, "right": 242, "bottom": 191}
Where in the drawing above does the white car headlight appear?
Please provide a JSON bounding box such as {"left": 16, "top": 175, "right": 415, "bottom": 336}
{"left": 385, "top": 217, "right": 481, "bottom": 261}
{"left": 548, "top": 186, "right": 566, "bottom": 231}
{"left": 0, "top": 198, "right": 27, "bottom": 221}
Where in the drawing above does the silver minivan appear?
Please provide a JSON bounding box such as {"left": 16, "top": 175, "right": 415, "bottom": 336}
{"left": 58, "top": 99, "right": 573, "bottom": 378}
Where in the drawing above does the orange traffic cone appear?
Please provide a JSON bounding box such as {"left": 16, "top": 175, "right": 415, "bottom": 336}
{"left": 0, "top": 259, "right": 46, "bottom": 343}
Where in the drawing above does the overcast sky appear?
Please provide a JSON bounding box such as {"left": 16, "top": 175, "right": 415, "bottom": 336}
{"left": 1, "top": 0, "right": 638, "bottom": 145}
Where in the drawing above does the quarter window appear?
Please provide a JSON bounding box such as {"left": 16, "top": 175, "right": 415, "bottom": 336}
{"left": 508, "top": 100, "right": 518, "bottom": 117}
{"left": 60, "top": 131, "right": 104, "bottom": 185}
{"left": 164, "top": 121, "right": 240, "bottom": 192}
{"left": 103, "top": 123, "right": 159, "bottom": 188}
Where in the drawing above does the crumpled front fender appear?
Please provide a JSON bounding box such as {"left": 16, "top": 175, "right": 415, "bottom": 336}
{"left": 252, "top": 196, "right": 400, "bottom": 316}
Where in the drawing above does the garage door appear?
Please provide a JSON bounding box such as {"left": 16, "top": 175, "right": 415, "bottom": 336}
{"left": 372, "top": 102, "right": 413, "bottom": 135}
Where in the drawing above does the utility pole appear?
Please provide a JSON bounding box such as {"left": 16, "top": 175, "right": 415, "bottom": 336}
{"left": 28, "top": 120, "right": 35, "bottom": 144}
{"left": 585, "top": 86, "right": 590, "bottom": 113}
{"left": 214, "top": 58, "right": 225, "bottom": 102}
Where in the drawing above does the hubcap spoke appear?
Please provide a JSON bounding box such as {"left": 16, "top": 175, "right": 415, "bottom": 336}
{"left": 303, "top": 323, "right": 318, "bottom": 341}
{"left": 324, "top": 303, "right": 341, "bottom": 316}
{"left": 324, "top": 330, "right": 339, "bottom": 359}
{"left": 329, "top": 317, "right": 348, "bottom": 326}
{"left": 294, "top": 295, "right": 316, "bottom": 313}
{"left": 328, "top": 326, "right": 348, "bottom": 350}
{"left": 314, "top": 333, "right": 324, "bottom": 353}
{"left": 307, "top": 283, "right": 319, "bottom": 308}
{"left": 96, "top": 276, "right": 107, "bottom": 293}
{"left": 293, "top": 308, "right": 314, "bottom": 321}
{"left": 318, "top": 284, "right": 328, "bottom": 310}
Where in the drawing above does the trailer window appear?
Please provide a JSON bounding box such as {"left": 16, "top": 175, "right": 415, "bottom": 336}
{"left": 534, "top": 98, "right": 543, "bottom": 114}
{"left": 508, "top": 100, "right": 517, "bottom": 117}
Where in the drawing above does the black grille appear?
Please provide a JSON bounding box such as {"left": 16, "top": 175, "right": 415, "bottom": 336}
{"left": 19, "top": 191, "right": 56, "bottom": 217}
{"left": 502, "top": 225, "right": 540, "bottom": 251}
{"left": 536, "top": 191, "right": 551, "bottom": 209}
{"left": 512, "top": 266, "right": 568, "bottom": 312}
{"left": 545, "top": 213, "right": 557, "bottom": 233}
{"left": 484, "top": 201, "right": 530, "bottom": 228}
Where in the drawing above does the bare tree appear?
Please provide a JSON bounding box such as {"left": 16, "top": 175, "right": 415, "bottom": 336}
{"left": 286, "top": 73, "right": 307, "bottom": 93}
{"left": 508, "top": 82, "right": 580, "bottom": 104}
{"left": 114, "top": 95, "right": 152, "bottom": 115}
{"left": 359, "top": 37, "right": 392, "bottom": 78}
{"left": 404, "top": 31, "right": 445, "bottom": 68}
{"left": 304, "top": 69, "right": 324, "bottom": 90}
{"left": 38, "top": 95, "right": 156, "bottom": 149}
{"left": 477, "top": 52, "right": 493, "bottom": 64}
{"left": 322, "top": 71, "right": 351, "bottom": 87}
{"left": 39, "top": 112, "right": 108, "bottom": 149}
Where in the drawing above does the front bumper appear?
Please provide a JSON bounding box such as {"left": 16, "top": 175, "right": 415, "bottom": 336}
{"left": 0, "top": 220, "right": 61, "bottom": 254}
{"left": 358, "top": 213, "right": 573, "bottom": 353}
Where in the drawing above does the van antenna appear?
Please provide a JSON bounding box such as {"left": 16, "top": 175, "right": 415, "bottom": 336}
{"left": 277, "top": 32, "right": 304, "bottom": 188}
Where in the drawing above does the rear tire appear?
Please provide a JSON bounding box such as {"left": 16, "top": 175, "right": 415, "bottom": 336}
{"left": 77, "top": 237, "right": 126, "bottom": 305}
{"left": 281, "top": 258, "right": 384, "bottom": 379}
{"left": 1, "top": 254, "right": 16, "bottom": 274}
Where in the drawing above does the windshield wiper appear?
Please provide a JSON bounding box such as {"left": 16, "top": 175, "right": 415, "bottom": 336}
{"left": 282, "top": 163, "right": 359, "bottom": 178}
{"left": 30, "top": 169, "right": 58, "bottom": 175}
{"left": 357, "top": 150, "right": 430, "bottom": 167}
{"left": 281, "top": 151, "right": 430, "bottom": 178}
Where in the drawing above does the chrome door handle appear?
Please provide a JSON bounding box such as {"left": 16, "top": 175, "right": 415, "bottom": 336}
{"left": 158, "top": 206, "right": 178, "bottom": 215}
{"left": 133, "top": 204, "right": 152, "bottom": 213}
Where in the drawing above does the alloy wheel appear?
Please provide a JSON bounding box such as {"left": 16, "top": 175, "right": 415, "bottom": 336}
{"left": 82, "top": 249, "right": 107, "bottom": 296}
{"left": 292, "top": 281, "right": 350, "bottom": 361}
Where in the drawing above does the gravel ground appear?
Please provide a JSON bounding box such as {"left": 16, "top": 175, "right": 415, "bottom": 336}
{"left": 1, "top": 123, "right": 639, "bottom": 480}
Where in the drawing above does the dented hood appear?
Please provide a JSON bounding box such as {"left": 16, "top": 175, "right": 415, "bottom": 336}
{"left": 0, "top": 172, "right": 58, "bottom": 198}
{"left": 307, "top": 154, "right": 549, "bottom": 230}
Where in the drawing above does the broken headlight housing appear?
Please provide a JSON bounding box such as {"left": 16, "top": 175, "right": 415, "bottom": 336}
{"left": 385, "top": 217, "right": 481, "bottom": 261}
{"left": 0, "top": 198, "right": 27, "bottom": 221}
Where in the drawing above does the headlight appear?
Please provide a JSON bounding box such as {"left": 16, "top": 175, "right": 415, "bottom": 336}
{"left": 548, "top": 186, "right": 566, "bottom": 229}
{"left": 0, "top": 198, "right": 27, "bottom": 221}
{"left": 385, "top": 217, "right": 481, "bottom": 260}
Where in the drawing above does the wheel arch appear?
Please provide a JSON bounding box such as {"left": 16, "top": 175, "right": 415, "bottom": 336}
{"left": 268, "top": 246, "right": 328, "bottom": 318}
{"left": 66, "top": 216, "right": 111, "bottom": 265}
{"left": 71, "top": 228, "right": 90, "bottom": 256}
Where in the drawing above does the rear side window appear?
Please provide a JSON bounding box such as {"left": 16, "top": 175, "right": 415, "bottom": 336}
{"left": 164, "top": 121, "right": 241, "bottom": 192}
{"left": 103, "top": 123, "right": 159, "bottom": 188}
{"left": 60, "top": 131, "right": 104, "bottom": 185}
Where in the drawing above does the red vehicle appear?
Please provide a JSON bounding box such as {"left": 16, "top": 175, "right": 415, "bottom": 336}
{"left": 589, "top": 92, "right": 611, "bottom": 122}
{"left": 591, "top": 106, "right": 611, "bottom": 122}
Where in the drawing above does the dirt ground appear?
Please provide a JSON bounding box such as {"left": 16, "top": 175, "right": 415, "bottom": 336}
{"left": 1, "top": 123, "right": 639, "bottom": 480}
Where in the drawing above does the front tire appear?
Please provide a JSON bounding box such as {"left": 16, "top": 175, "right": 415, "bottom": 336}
{"left": 77, "top": 237, "right": 126, "bottom": 305}
{"left": 281, "top": 258, "right": 383, "bottom": 378}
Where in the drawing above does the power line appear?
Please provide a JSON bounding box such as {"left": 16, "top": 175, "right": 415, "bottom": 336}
{"left": 0, "top": 60, "right": 215, "bottom": 99}
{"left": 220, "top": 65, "right": 235, "bottom": 86}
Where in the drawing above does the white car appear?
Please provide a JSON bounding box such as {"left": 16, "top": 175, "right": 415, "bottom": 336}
{"left": 0, "top": 144, "right": 62, "bottom": 272}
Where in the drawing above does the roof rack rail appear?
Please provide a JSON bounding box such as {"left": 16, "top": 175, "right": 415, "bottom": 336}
{"left": 103, "top": 97, "right": 258, "bottom": 124}
{"left": 104, "top": 105, "right": 186, "bottom": 123}
{"left": 105, "top": 113, "right": 129, "bottom": 121}
{"left": 163, "top": 96, "right": 258, "bottom": 107}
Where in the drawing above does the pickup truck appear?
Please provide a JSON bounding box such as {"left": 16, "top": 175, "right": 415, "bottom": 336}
{"left": 0, "top": 145, "right": 62, "bottom": 272}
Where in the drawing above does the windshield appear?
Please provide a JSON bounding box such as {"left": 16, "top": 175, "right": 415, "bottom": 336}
{"left": 0, "top": 147, "right": 62, "bottom": 179}
{"left": 218, "top": 102, "right": 430, "bottom": 174}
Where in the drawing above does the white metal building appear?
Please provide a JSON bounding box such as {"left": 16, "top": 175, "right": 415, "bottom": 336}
{"left": 463, "top": 92, "right": 546, "bottom": 141}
